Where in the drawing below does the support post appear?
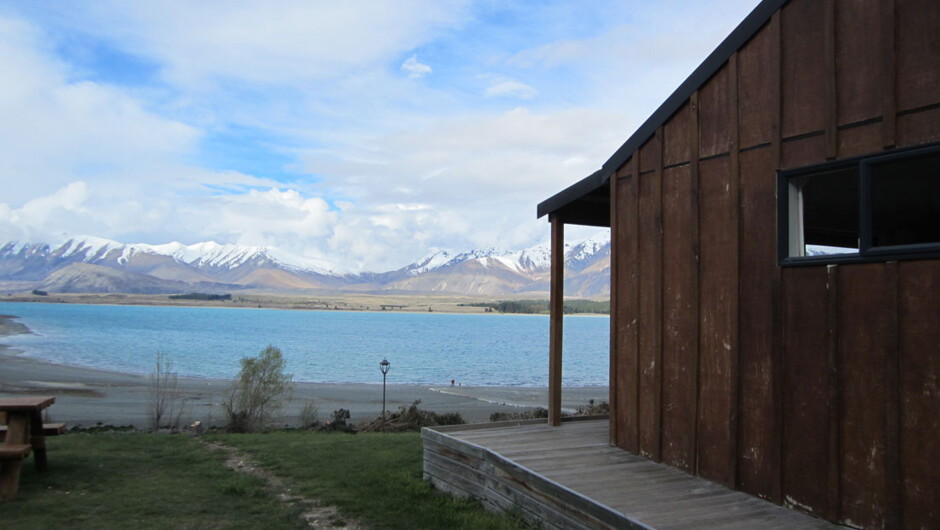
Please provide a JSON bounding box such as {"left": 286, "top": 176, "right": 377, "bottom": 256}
{"left": 549, "top": 217, "right": 564, "bottom": 426}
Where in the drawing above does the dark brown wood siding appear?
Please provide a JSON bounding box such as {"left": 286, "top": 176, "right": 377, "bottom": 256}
{"left": 660, "top": 162, "right": 697, "bottom": 472}
{"left": 609, "top": 0, "right": 939, "bottom": 528}
{"left": 897, "top": 261, "right": 940, "bottom": 530}
{"left": 612, "top": 158, "right": 640, "bottom": 453}
{"left": 636, "top": 133, "right": 664, "bottom": 461}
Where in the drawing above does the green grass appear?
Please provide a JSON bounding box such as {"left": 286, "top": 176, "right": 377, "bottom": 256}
{"left": 3, "top": 431, "right": 530, "bottom": 530}
{"left": 209, "top": 431, "right": 530, "bottom": 530}
{"left": 5, "top": 432, "right": 304, "bottom": 529}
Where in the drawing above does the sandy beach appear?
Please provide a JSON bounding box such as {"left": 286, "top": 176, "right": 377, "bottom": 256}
{"left": 0, "top": 314, "right": 607, "bottom": 429}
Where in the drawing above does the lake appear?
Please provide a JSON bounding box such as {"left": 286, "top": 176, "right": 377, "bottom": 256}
{"left": 0, "top": 302, "right": 610, "bottom": 387}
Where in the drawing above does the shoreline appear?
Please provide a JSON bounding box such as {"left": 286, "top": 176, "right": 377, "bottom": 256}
{"left": 0, "top": 314, "right": 608, "bottom": 429}
{"left": 0, "top": 294, "right": 610, "bottom": 317}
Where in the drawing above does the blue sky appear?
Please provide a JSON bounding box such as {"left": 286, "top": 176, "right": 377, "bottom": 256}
{"left": 0, "top": 0, "right": 759, "bottom": 272}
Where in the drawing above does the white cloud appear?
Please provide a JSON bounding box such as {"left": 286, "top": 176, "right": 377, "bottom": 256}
{"left": 0, "top": 1, "right": 763, "bottom": 272}
{"left": 401, "top": 55, "right": 432, "bottom": 79}
{"left": 0, "top": 14, "right": 205, "bottom": 205}
{"left": 70, "top": 0, "right": 467, "bottom": 87}
{"left": 0, "top": 182, "right": 91, "bottom": 243}
{"left": 296, "top": 104, "right": 628, "bottom": 266}
{"left": 506, "top": 39, "right": 589, "bottom": 69}
{"left": 484, "top": 79, "right": 537, "bottom": 100}
{"left": 193, "top": 188, "right": 338, "bottom": 244}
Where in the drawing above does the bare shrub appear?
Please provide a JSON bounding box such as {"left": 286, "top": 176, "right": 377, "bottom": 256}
{"left": 222, "top": 345, "right": 293, "bottom": 432}
{"left": 148, "top": 352, "right": 185, "bottom": 431}
{"left": 298, "top": 399, "right": 320, "bottom": 429}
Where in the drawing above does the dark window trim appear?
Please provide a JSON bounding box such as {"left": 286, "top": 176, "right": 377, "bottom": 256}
{"left": 778, "top": 142, "right": 940, "bottom": 266}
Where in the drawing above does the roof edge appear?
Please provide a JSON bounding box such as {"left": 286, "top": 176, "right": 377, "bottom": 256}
{"left": 537, "top": 169, "right": 607, "bottom": 219}
{"left": 601, "top": 0, "right": 789, "bottom": 176}
{"left": 537, "top": 0, "right": 789, "bottom": 220}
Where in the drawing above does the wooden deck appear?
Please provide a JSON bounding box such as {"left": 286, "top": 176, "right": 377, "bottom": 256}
{"left": 423, "top": 419, "right": 846, "bottom": 530}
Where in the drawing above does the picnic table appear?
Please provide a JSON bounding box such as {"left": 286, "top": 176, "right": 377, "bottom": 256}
{"left": 0, "top": 396, "right": 57, "bottom": 500}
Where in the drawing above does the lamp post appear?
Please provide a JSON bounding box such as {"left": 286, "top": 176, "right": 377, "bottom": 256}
{"left": 379, "top": 357, "right": 390, "bottom": 429}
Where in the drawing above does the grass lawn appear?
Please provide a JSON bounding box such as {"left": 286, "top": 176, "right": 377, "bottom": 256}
{"left": 211, "top": 431, "right": 528, "bottom": 529}
{"left": 2, "top": 430, "right": 530, "bottom": 529}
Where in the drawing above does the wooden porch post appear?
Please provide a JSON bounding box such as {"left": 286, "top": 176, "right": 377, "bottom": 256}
{"left": 549, "top": 216, "right": 564, "bottom": 426}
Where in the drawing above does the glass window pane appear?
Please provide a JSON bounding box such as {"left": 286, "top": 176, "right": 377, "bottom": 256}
{"left": 794, "top": 167, "right": 859, "bottom": 256}
{"left": 870, "top": 151, "right": 940, "bottom": 247}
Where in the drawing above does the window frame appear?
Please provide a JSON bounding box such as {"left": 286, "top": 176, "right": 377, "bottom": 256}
{"left": 778, "top": 142, "right": 940, "bottom": 267}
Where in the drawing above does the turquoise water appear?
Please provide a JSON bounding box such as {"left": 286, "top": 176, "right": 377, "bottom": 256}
{"left": 0, "top": 302, "right": 609, "bottom": 386}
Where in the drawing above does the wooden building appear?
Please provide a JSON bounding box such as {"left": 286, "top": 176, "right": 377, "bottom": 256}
{"left": 537, "top": 0, "right": 939, "bottom": 528}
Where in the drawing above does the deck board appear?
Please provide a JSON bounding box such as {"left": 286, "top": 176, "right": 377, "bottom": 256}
{"left": 424, "top": 419, "right": 845, "bottom": 530}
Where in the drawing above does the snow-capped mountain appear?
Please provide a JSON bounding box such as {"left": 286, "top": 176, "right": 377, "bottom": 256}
{"left": 1, "top": 236, "right": 336, "bottom": 275}
{"left": 0, "top": 233, "right": 611, "bottom": 297}
{"left": 408, "top": 244, "right": 551, "bottom": 276}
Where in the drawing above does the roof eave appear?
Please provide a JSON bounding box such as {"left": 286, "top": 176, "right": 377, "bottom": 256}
{"left": 536, "top": 169, "right": 607, "bottom": 219}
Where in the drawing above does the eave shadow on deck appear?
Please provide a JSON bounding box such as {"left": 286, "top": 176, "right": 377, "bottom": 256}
{"left": 422, "top": 419, "right": 846, "bottom": 530}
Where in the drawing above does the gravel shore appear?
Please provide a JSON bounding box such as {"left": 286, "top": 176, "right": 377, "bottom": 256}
{"left": 1, "top": 314, "right": 607, "bottom": 429}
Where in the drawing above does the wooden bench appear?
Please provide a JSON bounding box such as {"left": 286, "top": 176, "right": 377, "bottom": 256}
{"left": 0, "top": 444, "right": 32, "bottom": 501}
{"left": 0, "top": 396, "right": 57, "bottom": 500}
{"left": 0, "top": 422, "right": 67, "bottom": 442}
{"left": 0, "top": 444, "right": 31, "bottom": 460}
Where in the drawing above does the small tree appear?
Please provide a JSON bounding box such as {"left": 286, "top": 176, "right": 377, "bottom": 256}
{"left": 148, "top": 352, "right": 182, "bottom": 431}
{"left": 223, "top": 345, "right": 293, "bottom": 432}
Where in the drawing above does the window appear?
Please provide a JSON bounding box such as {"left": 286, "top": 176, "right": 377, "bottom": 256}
{"left": 779, "top": 143, "right": 940, "bottom": 265}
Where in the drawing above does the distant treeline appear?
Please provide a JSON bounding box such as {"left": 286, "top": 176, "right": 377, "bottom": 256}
{"left": 169, "top": 293, "right": 232, "bottom": 301}
{"left": 461, "top": 299, "right": 609, "bottom": 315}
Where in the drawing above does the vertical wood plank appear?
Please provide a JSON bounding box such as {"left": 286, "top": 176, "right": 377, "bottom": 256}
{"left": 728, "top": 51, "right": 741, "bottom": 490}
{"left": 661, "top": 93, "right": 699, "bottom": 473}
{"left": 689, "top": 91, "right": 701, "bottom": 474}
{"left": 737, "top": 146, "right": 778, "bottom": 500}
{"left": 637, "top": 133, "right": 664, "bottom": 461}
{"left": 895, "top": 0, "right": 939, "bottom": 113}
{"left": 661, "top": 163, "right": 697, "bottom": 472}
{"left": 654, "top": 127, "right": 665, "bottom": 463}
{"left": 698, "top": 66, "right": 730, "bottom": 159}
{"left": 697, "top": 154, "right": 737, "bottom": 488}
{"left": 628, "top": 159, "right": 640, "bottom": 453}
{"left": 823, "top": 0, "right": 837, "bottom": 159}
{"left": 609, "top": 170, "right": 619, "bottom": 447}
{"left": 781, "top": 135, "right": 828, "bottom": 171}
{"left": 736, "top": 15, "right": 778, "bottom": 501}
{"left": 770, "top": 11, "right": 782, "bottom": 170}
{"left": 881, "top": 0, "right": 896, "bottom": 148}
{"left": 781, "top": 0, "right": 826, "bottom": 138}
{"left": 738, "top": 19, "right": 776, "bottom": 149}
{"left": 834, "top": 0, "right": 883, "bottom": 129}
{"left": 781, "top": 266, "right": 833, "bottom": 519}
{"left": 826, "top": 265, "right": 842, "bottom": 524}
{"left": 616, "top": 156, "right": 641, "bottom": 454}
{"left": 898, "top": 261, "right": 940, "bottom": 530}
{"left": 839, "top": 264, "right": 891, "bottom": 529}
{"left": 663, "top": 103, "right": 692, "bottom": 167}
{"left": 548, "top": 217, "right": 564, "bottom": 427}
{"left": 884, "top": 262, "right": 901, "bottom": 530}
{"left": 769, "top": 10, "right": 785, "bottom": 505}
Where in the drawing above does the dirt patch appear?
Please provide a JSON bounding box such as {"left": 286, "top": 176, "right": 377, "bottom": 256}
{"left": 203, "top": 441, "right": 364, "bottom": 529}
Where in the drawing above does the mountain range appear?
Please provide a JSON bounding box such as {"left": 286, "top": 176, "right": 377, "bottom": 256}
{"left": 0, "top": 234, "right": 611, "bottom": 298}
